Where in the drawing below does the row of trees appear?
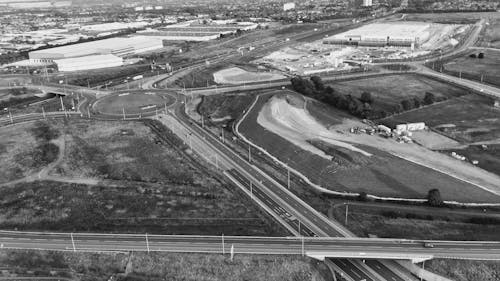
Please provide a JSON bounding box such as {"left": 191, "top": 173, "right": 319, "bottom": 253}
{"left": 400, "top": 92, "right": 436, "bottom": 111}
{"left": 291, "top": 76, "right": 380, "bottom": 119}
{"left": 291, "top": 76, "right": 441, "bottom": 119}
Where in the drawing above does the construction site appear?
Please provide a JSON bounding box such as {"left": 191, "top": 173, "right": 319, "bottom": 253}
{"left": 256, "top": 21, "right": 470, "bottom": 75}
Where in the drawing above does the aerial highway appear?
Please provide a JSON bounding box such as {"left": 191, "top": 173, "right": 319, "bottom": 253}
{"left": 1, "top": 231, "right": 499, "bottom": 261}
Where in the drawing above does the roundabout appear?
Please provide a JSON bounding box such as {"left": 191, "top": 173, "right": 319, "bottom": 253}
{"left": 92, "top": 90, "right": 177, "bottom": 118}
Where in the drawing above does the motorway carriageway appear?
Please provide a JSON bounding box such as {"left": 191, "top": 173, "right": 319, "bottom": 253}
{"left": 1, "top": 231, "right": 500, "bottom": 260}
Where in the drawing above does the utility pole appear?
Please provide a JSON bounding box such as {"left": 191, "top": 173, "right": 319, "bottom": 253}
{"left": 87, "top": 107, "right": 91, "bottom": 119}
{"left": 146, "top": 233, "right": 150, "bottom": 253}
{"left": 248, "top": 144, "right": 251, "bottom": 162}
{"left": 221, "top": 127, "right": 224, "bottom": 143}
{"left": 481, "top": 74, "right": 484, "bottom": 83}
{"left": 345, "top": 204, "right": 349, "bottom": 225}
{"left": 8, "top": 109, "right": 13, "bottom": 124}
{"left": 230, "top": 244, "right": 234, "bottom": 261}
{"left": 122, "top": 107, "right": 126, "bottom": 120}
{"left": 70, "top": 233, "right": 76, "bottom": 252}
{"left": 201, "top": 115, "right": 204, "bottom": 128}
{"left": 250, "top": 181, "right": 253, "bottom": 200}
{"left": 222, "top": 234, "right": 225, "bottom": 254}
{"left": 298, "top": 220, "right": 301, "bottom": 235}
{"left": 301, "top": 236, "right": 305, "bottom": 257}
{"left": 287, "top": 167, "right": 290, "bottom": 189}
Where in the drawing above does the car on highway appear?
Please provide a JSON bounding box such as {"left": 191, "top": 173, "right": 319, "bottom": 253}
{"left": 424, "top": 242, "right": 434, "bottom": 248}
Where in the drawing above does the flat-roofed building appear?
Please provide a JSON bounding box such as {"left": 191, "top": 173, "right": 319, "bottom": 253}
{"left": 54, "top": 54, "right": 123, "bottom": 72}
{"left": 28, "top": 36, "right": 163, "bottom": 64}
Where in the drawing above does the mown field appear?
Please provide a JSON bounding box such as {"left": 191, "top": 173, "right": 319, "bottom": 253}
{"left": 329, "top": 74, "right": 469, "bottom": 114}
{"left": 0, "top": 250, "right": 332, "bottom": 281}
{"left": 381, "top": 94, "right": 500, "bottom": 143}
{"left": 236, "top": 93, "right": 497, "bottom": 202}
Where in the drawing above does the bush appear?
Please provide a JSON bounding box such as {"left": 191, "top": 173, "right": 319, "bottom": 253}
{"left": 32, "top": 143, "right": 59, "bottom": 166}
{"left": 401, "top": 99, "right": 414, "bottom": 111}
{"left": 427, "top": 189, "right": 443, "bottom": 207}
{"left": 31, "top": 122, "right": 59, "bottom": 141}
{"left": 478, "top": 52, "right": 484, "bottom": 59}
{"left": 360, "top": 92, "right": 373, "bottom": 104}
{"left": 423, "top": 92, "right": 436, "bottom": 105}
{"left": 469, "top": 53, "right": 477, "bottom": 58}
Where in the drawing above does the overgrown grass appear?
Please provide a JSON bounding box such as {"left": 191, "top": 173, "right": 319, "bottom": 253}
{"left": 0, "top": 250, "right": 331, "bottom": 281}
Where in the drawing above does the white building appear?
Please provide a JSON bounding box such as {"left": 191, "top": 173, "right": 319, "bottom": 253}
{"left": 54, "top": 54, "right": 123, "bottom": 72}
{"left": 363, "top": 0, "right": 373, "bottom": 7}
{"left": 283, "top": 2, "right": 295, "bottom": 11}
{"left": 28, "top": 36, "right": 164, "bottom": 64}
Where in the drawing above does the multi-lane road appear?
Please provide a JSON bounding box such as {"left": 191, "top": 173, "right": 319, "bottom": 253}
{"left": 1, "top": 231, "right": 499, "bottom": 261}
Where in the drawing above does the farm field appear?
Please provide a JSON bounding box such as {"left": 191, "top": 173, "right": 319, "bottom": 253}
{"left": 329, "top": 74, "right": 469, "bottom": 114}
{"left": 442, "top": 49, "right": 500, "bottom": 87}
{"left": 0, "top": 250, "right": 331, "bottom": 281}
{"left": 0, "top": 120, "right": 283, "bottom": 236}
{"left": 237, "top": 92, "right": 500, "bottom": 203}
{"left": 382, "top": 94, "right": 500, "bottom": 143}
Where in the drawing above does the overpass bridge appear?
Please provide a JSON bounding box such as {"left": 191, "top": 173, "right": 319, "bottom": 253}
{"left": 1, "top": 231, "right": 499, "bottom": 262}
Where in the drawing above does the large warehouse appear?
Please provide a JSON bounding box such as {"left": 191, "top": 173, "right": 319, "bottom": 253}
{"left": 28, "top": 36, "right": 163, "bottom": 64}
{"left": 54, "top": 54, "right": 123, "bottom": 72}
{"left": 323, "top": 22, "right": 431, "bottom": 48}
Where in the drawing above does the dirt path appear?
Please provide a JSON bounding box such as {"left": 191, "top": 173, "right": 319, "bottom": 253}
{"left": 253, "top": 93, "right": 500, "bottom": 200}
{"left": 0, "top": 134, "right": 98, "bottom": 187}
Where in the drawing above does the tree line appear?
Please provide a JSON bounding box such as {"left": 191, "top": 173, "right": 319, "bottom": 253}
{"left": 290, "top": 76, "right": 437, "bottom": 120}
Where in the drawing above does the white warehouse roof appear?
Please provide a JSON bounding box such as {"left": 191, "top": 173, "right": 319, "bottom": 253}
{"left": 55, "top": 54, "right": 123, "bottom": 72}
{"left": 327, "top": 22, "right": 431, "bottom": 41}
{"left": 29, "top": 36, "right": 164, "bottom": 60}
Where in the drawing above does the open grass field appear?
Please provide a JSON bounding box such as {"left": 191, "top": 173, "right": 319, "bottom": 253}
{"left": 198, "top": 93, "right": 254, "bottom": 125}
{"left": 425, "top": 259, "right": 500, "bottom": 281}
{"left": 441, "top": 144, "right": 500, "bottom": 177}
{"left": 329, "top": 74, "right": 469, "bottom": 114}
{"left": 398, "top": 12, "right": 500, "bottom": 24}
{"left": 382, "top": 94, "right": 500, "bottom": 143}
{"left": 442, "top": 49, "right": 500, "bottom": 87}
{"left": 479, "top": 19, "right": 500, "bottom": 48}
{"left": 0, "top": 250, "right": 331, "bottom": 281}
{"left": 167, "top": 64, "right": 226, "bottom": 88}
{"left": 93, "top": 91, "right": 175, "bottom": 116}
{"left": 237, "top": 92, "right": 499, "bottom": 203}
{"left": 0, "top": 180, "right": 282, "bottom": 236}
{"left": 329, "top": 200, "right": 500, "bottom": 241}
{"left": 0, "top": 119, "right": 283, "bottom": 236}
{"left": 0, "top": 122, "right": 41, "bottom": 183}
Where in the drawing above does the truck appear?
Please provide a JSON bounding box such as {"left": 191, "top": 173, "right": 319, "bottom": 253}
{"left": 132, "top": 75, "right": 144, "bottom": 81}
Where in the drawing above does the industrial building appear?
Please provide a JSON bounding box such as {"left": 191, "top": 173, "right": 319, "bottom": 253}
{"left": 54, "top": 54, "right": 123, "bottom": 72}
{"left": 138, "top": 21, "right": 259, "bottom": 41}
{"left": 363, "top": 0, "right": 373, "bottom": 7}
{"left": 28, "top": 36, "right": 164, "bottom": 64}
{"left": 323, "top": 22, "right": 431, "bottom": 48}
